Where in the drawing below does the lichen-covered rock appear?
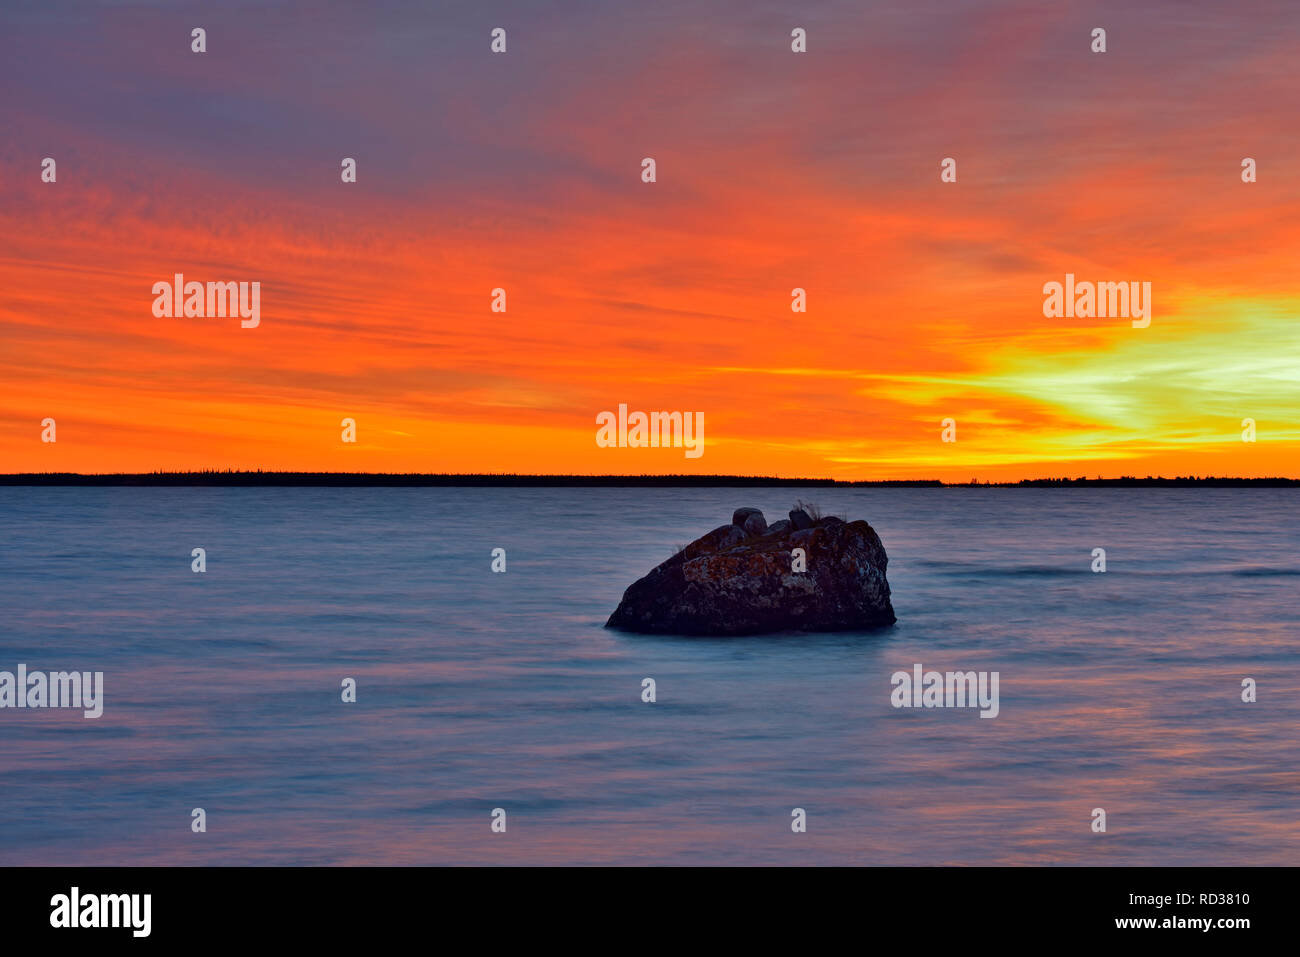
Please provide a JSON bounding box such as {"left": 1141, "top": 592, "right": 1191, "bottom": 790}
{"left": 606, "top": 508, "right": 896, "bottom": 636}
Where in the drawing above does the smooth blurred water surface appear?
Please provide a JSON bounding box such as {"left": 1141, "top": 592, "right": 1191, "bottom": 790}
{"left": 0, "top": 486, "right": 1296, "bottom": 865}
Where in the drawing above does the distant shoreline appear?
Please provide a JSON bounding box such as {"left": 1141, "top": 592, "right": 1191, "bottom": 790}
{"left": 1, "top": 473, "right": 1296, "bottom": 488}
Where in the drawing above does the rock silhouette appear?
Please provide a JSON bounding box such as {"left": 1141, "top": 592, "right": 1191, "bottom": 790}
{"left": 606, "top": 506, "right": 896, "bottom": 636}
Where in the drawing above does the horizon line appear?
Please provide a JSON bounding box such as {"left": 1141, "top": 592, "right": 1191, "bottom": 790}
{"left": 1, "top": 472, "right": 1297, "bottom": 488}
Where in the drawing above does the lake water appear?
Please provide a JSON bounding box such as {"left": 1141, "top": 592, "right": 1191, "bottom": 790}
{"left": 0, "top": 486, "right": 1296, "bottom": 865}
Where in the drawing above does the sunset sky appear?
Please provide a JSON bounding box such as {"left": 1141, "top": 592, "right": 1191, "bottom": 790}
{"left": 2, "top": 0, "right": 1298, "bottom": 480}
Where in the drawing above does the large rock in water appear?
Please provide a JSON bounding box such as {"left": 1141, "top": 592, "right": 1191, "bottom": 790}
{"left": 606, "top": 507, "right": 896, "bottom": 636}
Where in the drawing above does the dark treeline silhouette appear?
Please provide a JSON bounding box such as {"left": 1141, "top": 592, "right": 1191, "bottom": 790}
{"left": 1011, "top": 475, "right": 1299, "bottom": 487}
{"left": 0, "top": 472, "right": 1295, "bottom": 487}
{"left": 0, "top": 471, "right": 905, "bottom": 487}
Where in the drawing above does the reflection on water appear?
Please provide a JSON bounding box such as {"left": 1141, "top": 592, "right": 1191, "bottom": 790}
{"left": 0, "top": 486, "right": 1296, "bottom": 864}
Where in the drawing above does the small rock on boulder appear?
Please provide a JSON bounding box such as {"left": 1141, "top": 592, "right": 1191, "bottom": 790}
{"left": 789, "top": 508, "right": 815, "bottom": 530}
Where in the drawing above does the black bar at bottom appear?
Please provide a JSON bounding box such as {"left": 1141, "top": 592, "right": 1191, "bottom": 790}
{"left": 0, "top": 866, "right": 1275, "bottom": 943}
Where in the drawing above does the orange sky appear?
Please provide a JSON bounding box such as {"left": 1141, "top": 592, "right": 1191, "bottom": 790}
{"left": 2, "top": 1, "right": 1298, "bottom": 480}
